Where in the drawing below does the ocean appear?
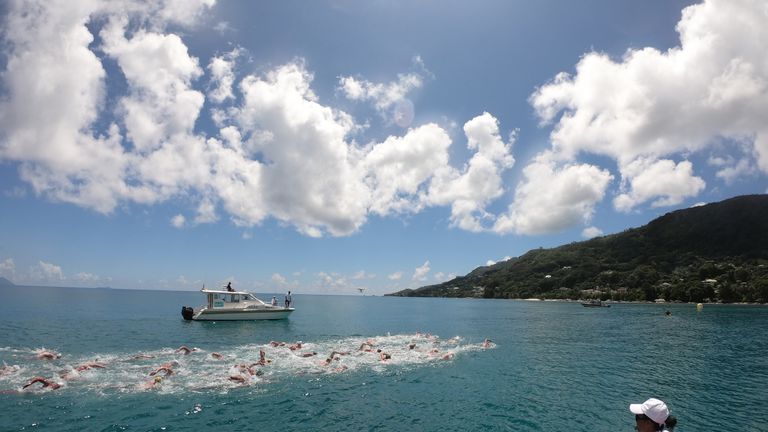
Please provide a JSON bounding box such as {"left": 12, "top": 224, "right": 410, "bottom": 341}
{"left": 1, "top": 285, "right": 767, "bottom": 431}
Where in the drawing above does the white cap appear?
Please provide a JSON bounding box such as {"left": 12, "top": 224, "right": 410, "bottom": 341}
{"left": 629, "top": 398, "right": 669, "bottom": 425}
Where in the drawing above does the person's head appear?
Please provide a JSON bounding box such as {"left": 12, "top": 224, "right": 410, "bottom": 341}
{"left": 630, "top": 398, "right": 672, "bottom": 432}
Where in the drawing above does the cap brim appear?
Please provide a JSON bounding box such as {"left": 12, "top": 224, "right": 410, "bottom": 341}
{"left": 629, "top": 404, "right": 644, "bottom": 414}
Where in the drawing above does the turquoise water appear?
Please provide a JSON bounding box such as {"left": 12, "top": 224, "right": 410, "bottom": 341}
{"left": 1, "top": 286, "right": 767, "bottom": 431}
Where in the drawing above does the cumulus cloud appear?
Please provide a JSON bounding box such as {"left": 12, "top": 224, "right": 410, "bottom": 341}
{"left": 494, "top": 155, "right": 613, "bottom": 235}
{"left": 0, "top": 1, "right": 526, "bottom": 239}
{"left": 426, "top": 112, "right": 515, "bottom": 231}
{"left": 73, "top": 272, "right": 101, "bottom": 284}
{"left": 530, "top": 0, "right": 768, "bottom": 210}
{"left": 10, "top": 0, "right": 730, "bottom": 241}
{"left": 338, "top": 70, "right": 423, "bottom": 127}
{"left": 364, "top": 124, "right": 452, "bottom": 216}
{"left": 30, "top": 261, "right": 64, "bottom": 282}
{"left": 171, "top": 214, "right": 186, "bottom": 228}
{"left": 0, "top": 258, "right": 16, "bottom": 280}
{"left": 352, "top": 270, "right": 376, "bottom": 280}
{"left": 271, "top": 273, "right": 287, "bottom": 284}
{"left": 582, "top": 226, "right": 604, "bottom": 238}
{"left": 412, "top": 261, "right": 430, "bottom": 281}
{"left": 207, "top": 48, "right": 242, "bottom": 104}
{"left": 614, "top": 159, "right": 705, "bottom": 212}
{"left": 388, "top": 271, "right": 403, "bottom": 281}
{"left": 315, "top": 272, "right": 351, "bottom": 293}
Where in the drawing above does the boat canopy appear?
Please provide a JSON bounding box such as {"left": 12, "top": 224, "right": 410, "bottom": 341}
{"left": 200, "top": 288, "right": 253, "bottom": 295}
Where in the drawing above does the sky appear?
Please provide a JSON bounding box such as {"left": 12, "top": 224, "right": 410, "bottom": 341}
{"left": 0, "top": 0, "right": 766, "bottom": 295}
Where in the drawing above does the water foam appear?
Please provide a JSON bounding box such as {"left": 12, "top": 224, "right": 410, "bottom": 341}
{"left": 0, "top": 333, "right": 494, "bottom": 395}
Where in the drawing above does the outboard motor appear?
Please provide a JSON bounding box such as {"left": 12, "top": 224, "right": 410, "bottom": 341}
{"left": 181, "top": 306, "right": 194, "bottom": 321}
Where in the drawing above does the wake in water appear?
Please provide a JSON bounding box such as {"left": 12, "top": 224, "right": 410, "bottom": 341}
{"left": 0, "top": 334, "right": 495, "bottom": 395}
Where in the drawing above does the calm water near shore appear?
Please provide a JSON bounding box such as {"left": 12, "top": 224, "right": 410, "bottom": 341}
{"left": 1, "top": 285, "right": 767, "bottom": 431}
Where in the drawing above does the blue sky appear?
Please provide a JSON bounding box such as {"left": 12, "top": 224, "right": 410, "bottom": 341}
{"left": 1, "top": 0, "right": 766, "bottom": 295}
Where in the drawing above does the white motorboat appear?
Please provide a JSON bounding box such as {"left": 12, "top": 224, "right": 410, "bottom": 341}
{"left": 182, "top": 288, "right": 293, "bottom": 321}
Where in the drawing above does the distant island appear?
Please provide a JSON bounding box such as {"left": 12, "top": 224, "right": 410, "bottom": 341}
{"left": 388, "top": 194, "right": 768, "bottom": 304}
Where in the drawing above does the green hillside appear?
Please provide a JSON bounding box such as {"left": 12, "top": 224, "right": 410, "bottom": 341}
{"left": 388, "top": 195, "right": 768, "bottom": 303}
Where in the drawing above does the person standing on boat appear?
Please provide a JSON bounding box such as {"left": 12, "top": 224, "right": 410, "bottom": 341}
{"left": 271, "top": 296, "right": 277, "bottom": 306}
{"left": 226, "top": 282, "right": 233, "bottom": 292}
{"left": 285, "top": 291, "right": 292, "bottom": 308}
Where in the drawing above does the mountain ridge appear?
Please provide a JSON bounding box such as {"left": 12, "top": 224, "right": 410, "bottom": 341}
{"left": 388, "top": 194, "right": 768, "bottom": 303}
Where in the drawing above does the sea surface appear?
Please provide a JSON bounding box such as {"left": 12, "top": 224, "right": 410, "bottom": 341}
{"left": 1, "top": 285, "right": 767, "bottom": 431}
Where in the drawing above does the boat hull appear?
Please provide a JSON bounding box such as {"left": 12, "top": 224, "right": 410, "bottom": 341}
{"left": 192, "top": 308, "right": 293, "bottom": 321}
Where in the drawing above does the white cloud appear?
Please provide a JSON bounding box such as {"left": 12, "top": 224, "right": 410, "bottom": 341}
{"left": 352, "top": 270, "right": 375, "bottom": 280}
{"left": 530, "top": 0, "right": 768, "bottom": 204}
{"left": 0, "top": 0, "right": 525, "bottom": 239}
{"left": 614, "top": 159, "right": 705, "bottom": 212}
{"left": 426, "top": 112, "right": 515, "bottom": 231}
{"left": 713, "top": 157, "right": 754, "bottom": 184}
{"left": 486, "top": 256, "right": 511, "bottom": 266}
{"left": 171, "top": 214, "right": 186, "bottom": 228}
{"left": 194, "top": 197, "right": 218, "bottom": 224}
{"left": 8, "top": 1, "right": 721, "bottom": 241}
{"left": 228, "top": 62, "right": 370, "bottom": 236}
{"left": 364, "top": 124, "right": 452, "bottom": 216}
{"left": 315, "top": 272, "right": 351, "bottom": 293}
{"left": 207, "top": 48, "right": 241, "bottom": 104}
{"left": 271, "top": 273, "right": 287, "bottom": 284}
{"left": 494, "top": 155, "right": 613, "bottom": 235}
{"left": 338, "top": 71, "right": 423, "bottom": 126}
{"left": 30, "top": 261, "right": 64, "bottom": 282}
{"left": 73, "top": 272, "right": 100, "bottom": 284}
{"left": 412, "top": 261, "right": 430, "bottom": 281}
{"left": 582, "top": 226, "right": 604, "bottom": 238}
{"left": 101, "top": 17, "right": 204, "bottom": 153}
{"left": 0, "top": 258, "right": 16, "bottom": 280}
{"left": 388, "top": 271, "right": 403, "bottom": 281}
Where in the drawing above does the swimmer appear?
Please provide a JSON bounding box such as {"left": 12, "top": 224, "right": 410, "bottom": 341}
{"left": 211, "top": 352, "right": 224, "bottom": 360}
{"left": 75, "top": 361, "right": 106, "bottom": 372}
{"left": 441, "top": 353, "right": 455, "bottom": 361}
{"left": 149, "top": 366, "right": 174, "bottom": 377}
{"left": 143, "top": 376, "right": 163, "bottom": 389}
{"left": 246, "top": 364, "right": 265, "bottom": 375}
{"left": 22, "top": 376, "right": 61, "bottom": 390}
{"left": 377, "top": 349, "right": 391, "bottom": 362}
{"left": 288, "top": 342, "right": 302, "bottom": 351}
{"left": 149, "top": 364, "right": 175, "bottom": 377}
{"left": 131, "top": 354, "right": 155, "bottom": 360}
{"left": 298, "top": 351, "right": 317, "bottom": 358}
{"left": 408, "top": 343, "right": 417, "bottom": 350}
{"left": 175, "top": 345, "right": 195, "bottom": 355}
{"left": 358, "top": 342, "right": 374, "bottom": 352}
{"left": 321, "top": 351, "right": 349, "bottom": 365}
{"left": 482, "top": 338, "right": 493, "bottom": 349}
{"left": 269, "top": 341, "right": 286, "bottom": 347}
{"left": 0, "top": 364, "right": 20, "bottom": 377}
{"left": 228, "top": 374, "right": 248, "bottom": 384}
{"left": 35, "top": 350, "right": 61, "bottom": 360}
{"left": 254, "top": 349, "right": 270, "bottom": 366}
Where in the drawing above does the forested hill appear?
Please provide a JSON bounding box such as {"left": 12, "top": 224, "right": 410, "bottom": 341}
{"left": 388, "top": 195, "right": 768, "bottom": 303}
